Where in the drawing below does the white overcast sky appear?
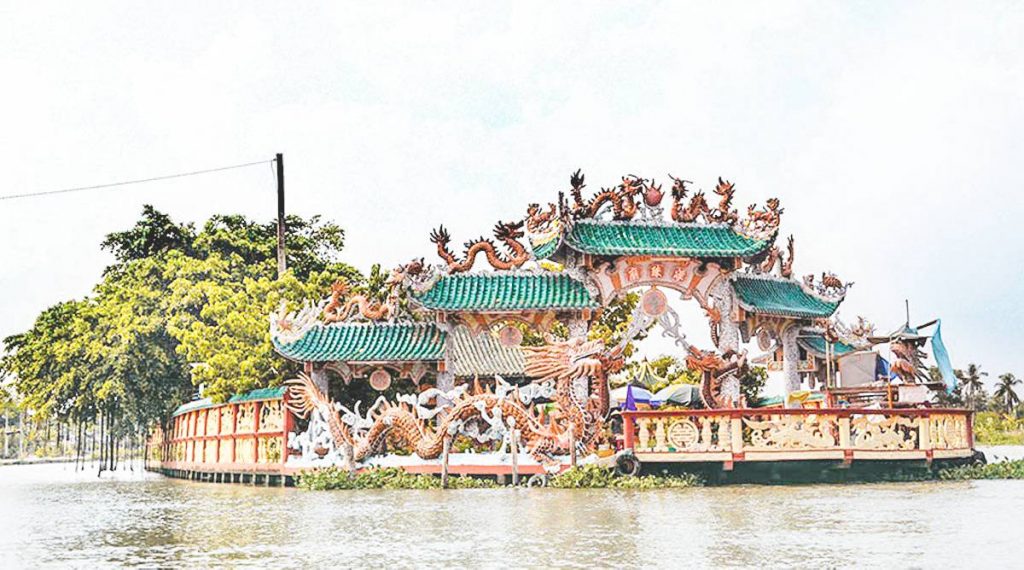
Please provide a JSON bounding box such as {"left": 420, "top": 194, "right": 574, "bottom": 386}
{"left": 1, "top": 2, "right": 1022, "bottom": 382}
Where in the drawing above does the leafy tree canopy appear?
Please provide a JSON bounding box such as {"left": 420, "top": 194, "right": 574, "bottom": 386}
{"left": 2, "top": 206, "right": 364, "bottom": 431}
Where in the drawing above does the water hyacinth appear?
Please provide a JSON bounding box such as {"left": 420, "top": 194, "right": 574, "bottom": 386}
{"left": 548, "top": 464, "right": 703, "bottom": 489}
{"left": 297, "top": 467, "right": 498, "bottom": 490}
{"left": 938, "top": 460, "right": 1024, "bottom": 481}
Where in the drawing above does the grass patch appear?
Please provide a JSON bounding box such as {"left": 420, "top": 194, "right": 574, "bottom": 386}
{"left": 549, "top": 464, "right": 703, "bottom": 489}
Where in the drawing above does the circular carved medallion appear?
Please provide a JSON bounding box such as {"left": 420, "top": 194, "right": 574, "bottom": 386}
{"left": 641, "top": 288, "right": 668, "bottom": 317}
{"left": 369, "top": 368, "right": 392, "bottom": 391}
{"left": 666, "top": 420, "right": 699, "bottom": 449}
{"left": 757, "top": 329, "right": 773, "bottom": 352}
{"left": 498, "top": 324, "right": 523, "bottom": 347}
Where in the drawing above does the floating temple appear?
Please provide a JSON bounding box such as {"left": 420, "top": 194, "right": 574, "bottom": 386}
{"left": 147, "top": 171, "right": 974, "bottom": 484}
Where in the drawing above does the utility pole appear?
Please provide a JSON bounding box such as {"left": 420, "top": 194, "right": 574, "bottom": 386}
{"left": 275, "top": 153, "right": 286, "bottom": 277}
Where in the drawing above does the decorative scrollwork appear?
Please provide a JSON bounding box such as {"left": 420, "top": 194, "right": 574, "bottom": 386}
{"left": 743, "top": 414, "right": 838, "bottom": 449}
{"left": 851, "top": 415, "right": 918, "bottom": 450}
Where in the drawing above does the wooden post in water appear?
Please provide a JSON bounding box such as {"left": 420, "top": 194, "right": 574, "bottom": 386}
{"left": 569, "top": 425, "right": 577, "bottom": 468}
{"left": 441, "top": 435, "right": 451, "bottom": 489}
{"left": 511, "top": 429, "right": 519, "bottom": 486}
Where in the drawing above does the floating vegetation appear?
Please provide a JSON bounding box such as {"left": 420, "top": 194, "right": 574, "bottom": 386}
{"left": 548, "top": 465, "right": 703, "bottom": 489}
{"left": 938, "top": 460, "right": 1024, "bottom": 481}
{"left": 297, "top": 467, "right": 498, "bottom": 490}
{"left": 296, "top": 459, "right": 1024, "bottom": 491}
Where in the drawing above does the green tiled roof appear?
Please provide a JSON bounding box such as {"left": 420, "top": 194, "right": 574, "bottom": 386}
{"left": 531, "top": 236, "right": 560, "bottom": 260}
{"left": 799, "top": 335, "right": 858, "bottom": 358}
{"left": 449, "top": 327, "right": 525, "bottom": 377}
{"left": 273, "top": 323, "right": 446, "bottom": 362}
{"left": 732, "top": 276, "right": 840, "bottom": 319}
{"left": 415, "top": 273, "right": 597, "bottom": 312}
{"left": 565, "top": 220, "right": 768, "bottom": 257}
{"left": 171, "top": 387, "right": 286, "bottom": 417}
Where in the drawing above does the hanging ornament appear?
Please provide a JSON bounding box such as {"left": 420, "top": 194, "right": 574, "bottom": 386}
{"left": 369, "top": 368, "right": 392, "bottom": 391}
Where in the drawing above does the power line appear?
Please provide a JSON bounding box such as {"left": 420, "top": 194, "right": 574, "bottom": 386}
{"left": 0, "top": 159, "right": 273, "bottom": 202}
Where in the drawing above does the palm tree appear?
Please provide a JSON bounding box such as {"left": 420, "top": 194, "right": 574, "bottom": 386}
{"left": 956, "top": 364, "right": 988, "bottom": 410}
{"left": 994, "top": 373, "right": 1021, "bottom": 414}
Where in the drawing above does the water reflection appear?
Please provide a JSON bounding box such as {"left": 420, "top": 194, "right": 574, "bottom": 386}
{"left": 0, "top": 463, "right": 1021, "bottom": 568}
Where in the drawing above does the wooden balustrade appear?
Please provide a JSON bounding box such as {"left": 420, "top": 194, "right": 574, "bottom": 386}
{"left": 622, "top": 408, "right": 974, "bottom": 467}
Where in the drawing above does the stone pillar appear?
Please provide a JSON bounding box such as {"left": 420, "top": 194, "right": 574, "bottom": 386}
{"left": 781, "top": 325, "right": 801, "bottom": 407}
{"left": 311, "top": 364, "right": 330, "bottom": 395}
{"left": 710, "top": 280, "right": 740, "bottom": 353}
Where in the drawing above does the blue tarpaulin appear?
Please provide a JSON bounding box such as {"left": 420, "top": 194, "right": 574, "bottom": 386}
{"left": 876, "top": 355, "right": 892, "bottom": 381}
{"left": 624, "top": 385, "right": 637, "bottom": 411}
{"left": 930, "top": 319, "right": 957, "bottom": 392}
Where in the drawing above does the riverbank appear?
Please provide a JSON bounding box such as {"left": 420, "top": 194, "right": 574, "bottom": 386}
{"left": 0, "top": 456, "right": 78, "bottom": 467}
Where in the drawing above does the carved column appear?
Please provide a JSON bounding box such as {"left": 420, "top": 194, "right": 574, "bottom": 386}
{"left": 781, "top": 325, "right": 801, "bottom": 407}
{"left": 311, "top": 363, "right": 330, "bottom": 395}
{"left": 710, "top": 280, "right": 740, "bottom": 353}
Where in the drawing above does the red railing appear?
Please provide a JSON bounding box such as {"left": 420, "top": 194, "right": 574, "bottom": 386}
{"left": 148, "top": 394, "right": 291, "bottom": 474}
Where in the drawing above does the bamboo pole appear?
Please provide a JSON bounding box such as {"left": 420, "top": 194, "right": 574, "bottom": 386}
{"left": 441, "top": 435, "right": 451, "bottom": 489}
{"left": 511, "top": 430, "right": 519, "bottom": 486}
{"left": 569, "top": 425, "right": 577, "bottom": 468}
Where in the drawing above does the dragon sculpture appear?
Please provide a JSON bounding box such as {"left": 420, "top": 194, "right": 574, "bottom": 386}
{"left": 668, "top": 175, "right": 714, "bottom": 223}
{"left": 707, "top": 177, "right": 739, "bottom": 224}
{"left": 525, "top": 202, "right": 558, "bottom": 232}
{"left": 685, "top": 347, "right": 749, "bottom": 409}
{"left": 803, "top": 271, "right": 851, "bottom": 299}
{"left": 746, "top": 198, "right": 784, "bottom": 228}
{"left": 566, "top": 170, "right": 643, "bottom": 221}
{"left": 429, "top": 220, "right": 530, "bottom": 273}
{"left": 890, "top": 338, "right": 931, "bottom": 383}
{"left": 759, "top": 235, "right": 796, "bottom": 278}
{"left": 285, "top": 336, "right": 618, "bottom": 465}
{"left": 321, "top": 260, "right": 428, "bottom": 323}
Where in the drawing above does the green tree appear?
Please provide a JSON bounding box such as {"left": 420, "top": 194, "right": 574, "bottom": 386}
{"left": 956, "top": 364, "right": 988, "bottom": 411}
{"left": 101, "top": 204, "right": 196, "bottom": 266}
{"left": 994, "top": 373, "right": 1021, "bottom": 414}
{"left": 1, "top": 206, "right": 365, "bottom": 436}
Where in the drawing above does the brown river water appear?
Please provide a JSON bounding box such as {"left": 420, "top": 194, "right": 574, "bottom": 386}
{"left": 1, "top": 462, "right": 1022, "bottom": 568}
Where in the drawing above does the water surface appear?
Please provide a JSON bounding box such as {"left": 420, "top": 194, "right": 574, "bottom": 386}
{"left": 1, "top": 462, "right": 1021, "bottom": 568}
